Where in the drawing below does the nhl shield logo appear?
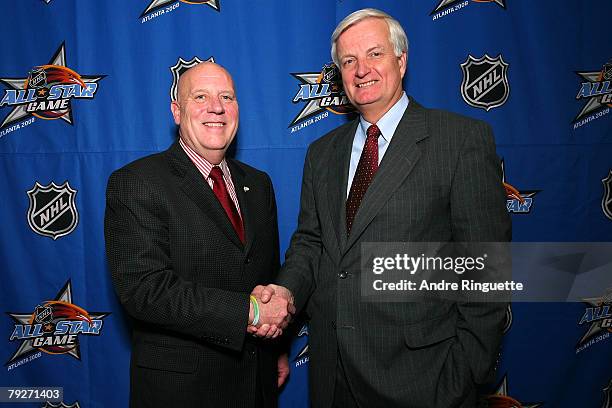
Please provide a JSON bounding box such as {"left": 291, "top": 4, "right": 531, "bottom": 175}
{"left": 170, "top": 56, "right": 215, "bottom": 102}
{"left": 27, "top": 181, "right": 78, "bottom": 239}
{"left": 602, "top": 170, "right": 612, "bottom": 221}
{"left": 461, "top": 54, "right": 509, "bottom": 111}
{"left": 603, "top": 61, "right": 612, "bottom": 81}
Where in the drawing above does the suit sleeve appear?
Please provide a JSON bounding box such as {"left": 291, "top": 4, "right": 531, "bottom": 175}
{"left": 440, "top": 120, "right": 511, "bottom": 401}
{"left": 275, "top": 146, "right": 319, "bottom": 312}
{"left": 104, "top": 168, "right": 250, "bottom": 352}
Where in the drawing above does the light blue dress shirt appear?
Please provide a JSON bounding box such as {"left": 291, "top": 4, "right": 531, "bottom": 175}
{"left": 346, "top": 92, "right": 409, "bottom": 197}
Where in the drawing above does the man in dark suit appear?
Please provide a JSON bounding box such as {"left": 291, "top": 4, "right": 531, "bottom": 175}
{"left": 255, "top": 8, "right": 511, "bottom": 408}
{"left": 105, "top": 62, "right": 292, "bottom": 408}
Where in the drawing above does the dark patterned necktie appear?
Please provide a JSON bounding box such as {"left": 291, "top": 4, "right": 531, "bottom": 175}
{"left": 346, "top": 124, "right": 381, "bottom": 234}
{"left": 209, "top": 166, "right": 245, "bottom": 243}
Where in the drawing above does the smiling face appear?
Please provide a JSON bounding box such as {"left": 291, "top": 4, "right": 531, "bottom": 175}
{"left": 171, "top": 62, "right": 238, "bottom": 164}
{"left": 336, "top": 17, "right": 406, "bottom": 123}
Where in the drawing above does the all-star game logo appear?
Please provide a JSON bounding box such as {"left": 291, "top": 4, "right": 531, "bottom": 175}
{"left": 6, "top": 280, "right": 110, "bottom": 370}
{"left": 501, "top": 160, "right": 540, "bottom": 214}
{"left": 482, "top": 374, "right": 544, "bottom": 407}
{"left": 293, "top": 324, "right": 309, "bottom": 368}
{"left": 602, "top": 170, "right": 612, "bottom": 221}
{"left": 573, "top": 59, "right": 612, "bottom": 129}
{"left": 290, "top": 63, "right": 355, "bottom": 133}
{"left": 170, "top": 56, "right": 215, "bottom": 102}
{"left": 141, "top": 0, "right": 219, "bottom": 23}
{"left": 431, "top": 0, "right": 506, "bottom": 21}
{"left": 461, "top": 54, "right": 509, "bottom": 111}
{"left": 576, "top": 289, "right": 612, "bottom": 354}
{"left": 27, "top": 181, "right": 79, "bottom": 240}
{"left": 0, "top": 43, "right": 104, "bottom": 139}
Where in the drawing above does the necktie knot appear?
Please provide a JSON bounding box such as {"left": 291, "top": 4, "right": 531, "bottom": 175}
{"left": 367, "top": 124, "right": 381, "bottom": 140}
{"left": 209, "top": 166, "right": 224, "bottom": 183}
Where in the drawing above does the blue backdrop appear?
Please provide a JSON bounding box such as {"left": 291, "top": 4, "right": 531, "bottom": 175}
{"left": 1, "top": 0, "right": 611, "bottom": 407}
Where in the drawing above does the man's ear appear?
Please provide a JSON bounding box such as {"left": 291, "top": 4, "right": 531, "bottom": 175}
{"left": 399, "top": 52, "right": 407, "bottom": 79}
{"left": 170, "top": 101, "right": 180, "bottom": 125}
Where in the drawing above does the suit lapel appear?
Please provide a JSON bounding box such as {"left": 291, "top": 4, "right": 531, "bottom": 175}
{"left": 327, "top": 120, "right": 358, "bottom": 253}
{"left": 227, "top": 159, "right": 255, "bottom": 255}
{"left": 166, "top": 141, "right": 244, "bottom": 250}
{"left": 344, "top": 99, "right": 429, "bottom": 253}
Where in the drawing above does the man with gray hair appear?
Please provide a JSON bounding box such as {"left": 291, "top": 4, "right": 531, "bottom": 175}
{"left": 256, "top": 8, "right": 511, "bottom": 407}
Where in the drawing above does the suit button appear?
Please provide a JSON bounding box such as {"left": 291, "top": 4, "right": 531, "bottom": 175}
{"left": 338, "top": 271, "right": 348, "bottom": 279}
{"left": 244, "top": 257, "right": 251, "bottom": 264}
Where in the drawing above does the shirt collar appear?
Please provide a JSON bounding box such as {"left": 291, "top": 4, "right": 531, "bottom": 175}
{"left": 178, "top": 137, "right": 230, "bottom": 180}
{"left": 359, "top": 92, "right": 409, "bottom": 142}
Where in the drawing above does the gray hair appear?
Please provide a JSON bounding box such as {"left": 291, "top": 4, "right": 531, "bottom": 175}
{"left": 331, "top": 8, "right": 409, "bottom": 67}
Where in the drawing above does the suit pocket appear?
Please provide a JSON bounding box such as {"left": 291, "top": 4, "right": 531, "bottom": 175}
{"left": 404, "top": 311, "right": 457, "bottom": 349}
{"left": 133, "top": 342, "right": 199, "bottom": 374}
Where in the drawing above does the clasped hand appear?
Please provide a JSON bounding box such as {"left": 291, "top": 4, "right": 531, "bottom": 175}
{"left": 247, "top": 284, "right": 295, "bottom": 339}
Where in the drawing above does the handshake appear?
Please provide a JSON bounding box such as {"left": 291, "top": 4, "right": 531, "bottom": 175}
{"left": 247, "top": 284, "right": 295, "bottom": 339}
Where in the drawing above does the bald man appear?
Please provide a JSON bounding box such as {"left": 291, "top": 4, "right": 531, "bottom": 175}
{"left": 104, "top": 63, "right": 292, "bottom": 408}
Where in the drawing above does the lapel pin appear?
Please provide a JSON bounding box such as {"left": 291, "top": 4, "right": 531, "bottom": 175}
{"left": 243, "top": 186, "right": 250, "bottom": 192}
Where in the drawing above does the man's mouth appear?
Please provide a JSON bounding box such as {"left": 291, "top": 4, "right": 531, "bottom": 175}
{"left": 203, "top": 122, "right": 224, "bottom": 127}
{"left": 356, "top": 80, "right": 376, "bottom": 88}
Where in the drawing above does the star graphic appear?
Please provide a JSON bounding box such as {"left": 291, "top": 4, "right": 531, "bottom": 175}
{"left": 485, "top": 374, "right": 544, "bottom": 408}
{"left": 290, "top": 72, "right": 326, "bottom": 125}
{"left": 431, "top": 0, "right": 506, "bottom": 15}
{"left": 292, "top": 324, "right": 309, "bottom": 363}
{"left": 6, "top": 280, "right": 110, "bottom": 365}
{"left": 290, "top": 66, "right": 354, "bottom": 127}
{"left": 0, "top": 42, "right": 104, "bottom": 129}
{"left": 577, "top": 290, "right": 612, "bottom": 346}
{"left": 141, "top": 0, "right": 219, "bottom": 18}
{"left": 501, "top": 159, "right": 540, "bottom": 202}
{"left": 574, "top": 66, "right": 612, "bottom": 122}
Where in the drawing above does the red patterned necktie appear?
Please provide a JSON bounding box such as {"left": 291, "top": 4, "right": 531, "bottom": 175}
{"left": 209, "top": 166, "right": 245, "bottom": 243}
{"left": 346, "top": 124, "right": 381, "bottom": 234}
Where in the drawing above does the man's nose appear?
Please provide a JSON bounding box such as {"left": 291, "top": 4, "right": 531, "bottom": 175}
{"left": 355, "top": 59, "right": 370, "bottom": 78}
{"left": 207, "top": 96, "right": 225, "bottom": 114}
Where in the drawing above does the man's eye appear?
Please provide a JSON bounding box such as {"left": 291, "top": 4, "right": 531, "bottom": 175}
{"left": 222, "top": 95, "right": 234, "bottom": 101}
{"left": 343, "top": 58, "right": 354, "bottom": 66}
{"left": 370, "top": 51, "right": 381, "bottom": 58}
{"left": 194, "top": 94, "right": 206, "bottom": 101}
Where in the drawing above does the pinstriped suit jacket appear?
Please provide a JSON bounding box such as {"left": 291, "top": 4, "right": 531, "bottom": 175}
{"left": 277, "top": 97, "right": 511, "bottom": 408}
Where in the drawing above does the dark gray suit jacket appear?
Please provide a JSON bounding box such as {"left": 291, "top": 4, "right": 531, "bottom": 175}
{"left": 105, "top": 141, "right": 280, "bottom": 408}
{"left": 277, "top": 98, "right": 511, "bottom": 408}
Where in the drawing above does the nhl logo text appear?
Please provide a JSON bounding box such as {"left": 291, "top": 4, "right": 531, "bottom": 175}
{"left": 27, "top": 181, "right": 78, "bottom": 240}
{"left": 461, "top": 54, "right": 509, "bottom": 111}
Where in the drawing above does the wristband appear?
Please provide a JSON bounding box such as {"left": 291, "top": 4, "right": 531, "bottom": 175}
{"left": 249, "top": 295, "right": 260, "bottom": 326}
